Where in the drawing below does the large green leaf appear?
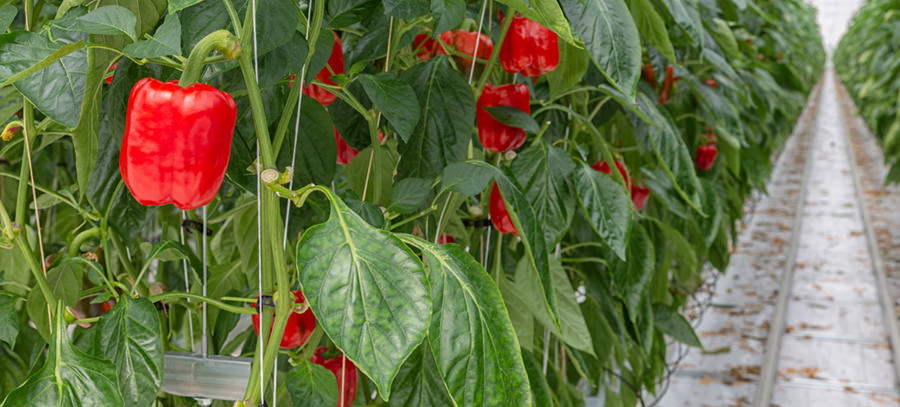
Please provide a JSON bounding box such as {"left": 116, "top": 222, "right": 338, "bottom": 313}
{"left": 2, "top": 303, "right": 124, "bottom": 407}
{"left": 387, "top": 340, "right": 455, "bottom": 406}
{"left": 296, "top": 192, "right": 431, "bottom": 400}
{"left": 346, "top": 145, "right": 394, "bottom": 206}
{"left": 0, "top": 5, "right": 17, "bottom": 32}
{"left": 431, "top": 0, "right": 465, "bottom": 34}
{"left": 610, "top": 223, "right": 654, "bottom": 318}
{"left": 93, "top": 296, "right": 163, "bottom": 407}
{"left": 26, "top": 260, "right": 85, "bottom": 340}
{"left": 286, "top": 360, "right": 339, "bottom": 407}
{"left": 547, "top": 39, "right": 590, "bottom": 100}
{"left": 574, "top": 164, "right": 632, "bottom": 260}
{"left": 441, "top": 160, "right": 496, "bottom": 197}
{"left": 399, "top": 235, "right": 532, "bottom": 407}
{"left": 561, "top": 0, "right": 641, "bottom": 99}
{"left": 75, "top": 6, "right": 137, "bottom": 40}
{"left": 510, "top": 141, "right": 576, "bottom": 246}
{"left": 384, "top": 0, "right": 430, "bottom": 19}
{"left": 398, "top": 57, "right": 475, "bottom": 179}
{"left": 0, "top": 32, "right": 86, "bottom": 128}
{"left": 326, "top": 0, "right": 380, "bottom": 28}
{"left": 359, "top": 72, "right": 421, "bottom": 142}
{"left": 652, "top": 304, "right": 701, "bottom": 347}
{"left": 0, "top": 294, "right": 17, "bottom": 347}
{"left": 630, "top": 0, "right": 675, "bottom": 62}
{"left": 122, "top": 14, "right": 182, "bottom": 58}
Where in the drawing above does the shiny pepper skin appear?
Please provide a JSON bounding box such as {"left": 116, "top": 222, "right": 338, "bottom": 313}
{"left": 477, "top": 83, "right": 531, "bottom": 152}
{"left": 437, "top": 234, "right": 456, "bottom": 244}
{"left": 500, "top": 15, "right": 559, "bottom": 77}
{"left": 706, "top": 78, "right": 718, "bottom": 88}
{"left": 696, "top": 142, "right": 718, "bottom": 171}
{"left": 413, "top": 33, "right": 439, "bottom": 59}
{"left": 304, "top": 31, "right": 344, "bottom": 106}
{"left": 120, "top": 78, "right": 237, "bottom": 210}
{"left": 630, "top": 185, "right": 650, "bottom": 211}
{"left": 489, "top": 182, "right": 518, "bottom": 235}
{"left": 311, "top": 347, "right": 358, "bottom": 407}
{"left": 641, "top": 63, "right": 656, "bottom": 88}
{"left": 334, "top": 128, "right": 358, "bottom": 165}
{"left": 591, "top": 160, "right": 630, "bottom": 187}
{"left": 440, "top": 30, "right": 493, "bottom": 72}
{"left": 659, "top": 64, "right": 674, "bottom": 105}
{"left": 252, "top": 290, "right": 316, "bottom": 349}
{"left": 592, "top": 161, "right": 650, "bottom": 209}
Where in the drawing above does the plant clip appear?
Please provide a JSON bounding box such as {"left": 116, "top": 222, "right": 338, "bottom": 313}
{"left": 258, "top": 400, "right": 268, "bottom": 407}
{"left": 181, "top": 219, "right": 214, "bottom": 236}
{"left": 255, "top": 295, "right": 275, "bottom": 313}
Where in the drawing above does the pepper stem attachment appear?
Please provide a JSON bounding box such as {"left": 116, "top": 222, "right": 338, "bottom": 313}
{"left": 179, "top": 30, "right": 241, "bottom": 87}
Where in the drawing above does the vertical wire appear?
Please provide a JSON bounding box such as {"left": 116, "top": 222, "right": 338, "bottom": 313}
{"left": 201, "top": 206, "right": 208, "bottom": 358}
{"left": 180, "top": 210, "right": 195, "bottom": 352}
{"left": 282, "top": 1, "right": 315, "bottom": 249}
{"left": 468, "top": 0, "right": 489, "bottom": 83}
{"left": 251, "top": 0, "right": 265, "bottom": 403}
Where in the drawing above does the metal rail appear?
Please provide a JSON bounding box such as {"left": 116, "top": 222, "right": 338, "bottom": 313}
{"left": 751, "top": 76, "right": 823, "bottom": 407}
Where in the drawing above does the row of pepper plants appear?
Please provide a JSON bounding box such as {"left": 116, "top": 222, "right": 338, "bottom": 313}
{"left": 0, "top": 0, "right": 823, "bottom": 405}
{"left": 835, "top": 0, "right": 900, "bottom": 183}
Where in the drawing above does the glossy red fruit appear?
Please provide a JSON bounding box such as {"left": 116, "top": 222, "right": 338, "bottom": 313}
{"left": 304, "top": 31, "right": 344, "bottom": 106}
{"left": 477, "top": 83, "right": 531, "bottom": 152}
{"left": 413, "top": 34, "right": 439, "bottom": 60}
{"left": 659, "top": 64, "right": 674, "bottom": 105}
{"left": 499, "top": 15, "right": 559, "bottom": 77}
{"left": 100, "top": 299, "right": 115, "bottom": 313}
{"left": 105, "top": 61, "right": 118, "bottom": 85}
{"left": 437, "top": 30, "right": 493, "bottom": 73}
{"left": 696, "top": 142, "right": 718, "bottom": 171}
{"left": 311, "top": 347, "right": 358, "bottom": 407}
{"left": 120, "top": 78, "right": 237, "bottom": 210}
{"left": 334, "top": 128, "right": 358, "bottom": 166}
{"left": 706, "top": 79, "right": 718, "bottom": 88}
{"left": 630, "top": 185, "right": 650, "bottom": 211}
{"left": 437, "top": 234, "right": 455, "bottom": 244}
{"left": 251, "top": 290, "right": 316, "bottom": 349}
{"left": 591, "top": 160, "right": 630, "bottom": 187}
{"left": 489, "top": 182, "right": 517, "bottom": 235}
{"left": 642, "top": 63, "right": 656, "bottom": 88}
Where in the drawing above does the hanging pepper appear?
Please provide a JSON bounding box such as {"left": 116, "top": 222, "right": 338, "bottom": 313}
{"left": 477, "top": 83, "right": 531, "bottom": 152}
{"left": 591, "top": 160, "right": 630, "bottom": 187}
{"left": 105, "top": 61, "right": 118, "bottom": 85}
{"left": 489, "top": 182, "right": 517, "bottom": 235}
{"left": 437, "top": 30, "right": 493, "bottom": 73}
{"left": 437, "top": 234, "right": 455, "bottom": 244}
{"left": 500, "top": 15, "right": 559, "bottom": 77}
{"left": 311, "top": 347, "right": 358, "bottom": 407}
{"left": 630, "top": 185, "right": 650, "bottom": 211}
{"left": 252, "top": 290, "right": 316, "bottom": 349}
{"left": 696, "top": 139, "right": 718, "bottom": 171}
{"left": 659, "top": 64, "right": 674, "bottom": 105}
{"left": 304, "top": 31, "right": 344, "bottom": 106}
{"left": 335, "top": 128, "right": 358, "bottom": 165}
{"left": 413, "top": 33, "right": 439, "bottom": 60}
{"left": 706, "top": 78, "right": 718, "bottom": 88}
{"left": 642, "top": 63, "right": 656, "bottom": 88}
{"left": 120, "top": 78, "right": 237, "bottom": 210}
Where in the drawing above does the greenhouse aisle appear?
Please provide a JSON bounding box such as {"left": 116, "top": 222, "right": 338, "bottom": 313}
{"left": 656, "top": 70, "right": 900, "bottom": 407}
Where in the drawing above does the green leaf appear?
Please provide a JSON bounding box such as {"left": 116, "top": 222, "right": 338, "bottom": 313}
{"left": 278, "top": 95, "right": 337, "bottom": 187}
{"left": 389, "top": 178, "right": 432, "bottom": 214}
{"left": 521, "top": 350, "right": 555, "bottom": 407}
{"left": 0, "top": 5, "right": 16, "bottom": 33}
{"left": 431, "top": 0, "right": 465, "bottom": 34}
{"left": 2, "top": 303, "right": 125, "bottom": 407}
{"left": 441, "top": 160, "right": 496, "bottom": 197}
{"left": 547, "top": 39, "right": 590, "bottom": 100}
{"left": 697, "top": 179, "right": 722, "bottom": 248}
{"left": 286, "top": 360, "right": 339, "bottom": 407}
{"left": 0, "top": 32, "right": 87, "bottom": 128}
{"left": 483, "top": 106, "right": 541, "bottom": 135}
{"left": 507, "top": 257, "right": 595, "bottom": 356}
{"left": 574, "top": 164, "right": 632, "bottom": 260}
{"left": 399, "top": 235, "right": 533, "bottom": 407}
{"left": 387, "top": 342, "right": 455, "bottom": 407}
{"left": 398, "top": 57, "right": 475, "bottom": 179}
{"left": 384, "top": 0, "right": 430, "bottom": 19}
{"left": 0, "top": 294, "right": 18, "bottom": 347}
{"left": 510, "top": 141, "right": 576, "bottom": 246}
{"left": 168, "top": 0, "right": 205, "bottom": 13}
{"left": 561, "top": 0, "right": 641, "bottom": 99}
{"left": 296, "top": 192, "right": 431, "bottom": 400}
{"left": 27, "top": 260, "right": 85, "bottom": 340}
{"left": 709, "top": 18, "right": 740, "bottom": 59}
{"left": 630, "top": 0, "right": 675, "bottom": 62}
{"left": 658, "top": 0, "right": 702, "bottom": 46}
{"left": 359, "top": 72, "right": 420, "bottom": 142}
{"left": 346, "top": 145, "right": 394, "bottom": 206}
{"left": 611, "top": 223, "right": 654, "bottom": 318}
{"left": 122, "top": 14, "right": 182, "bottom": 58}
{"left": 326, "top": 0, "right": 380, "bottom": 28}
{"left": 76, "top": 6, "right": 138, "bottom": 41}
{"left": 652, "top": 304, "right": 702, "bottom": 347}
{"left": 94, "top": 297, "right": 164, "bottom": 407}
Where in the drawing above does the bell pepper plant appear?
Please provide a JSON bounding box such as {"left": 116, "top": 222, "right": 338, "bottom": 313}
{"left": 499, "top": 15, "right": 559, "bottom": 77}
{"left": 477, "top": 83, "right": 530, "bottom": 152}
{"left": 251, "top": 290, "right": 316, "bottom": 349}
{"left": 311, "top": 347, "right": 358, "bottom": 407}
{"left": 304, "top": 31, "right": 345, "bottom": 106}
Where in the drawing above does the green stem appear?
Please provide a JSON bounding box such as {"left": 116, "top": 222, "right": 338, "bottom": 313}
{"left": 68, "top": 227, "right": 101, "bottom": 258}
{"left": 492, "top": 232, "right": 503, "bottom": 285}
{"left": 178, "top": 30, "right": 240, "bottom": 87}
{"left": 149, "top": 292, "right": 258, "bottom": 315}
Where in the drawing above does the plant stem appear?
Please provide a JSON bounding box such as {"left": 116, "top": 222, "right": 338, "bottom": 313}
{"left": 149, "top": 291, "right": 259, "bottom": 315}
{"left": 179, "top": 30, "right": 240, "bottom": 87}
{"left": 68, "top": 227, "right": 101, "bottom": 258}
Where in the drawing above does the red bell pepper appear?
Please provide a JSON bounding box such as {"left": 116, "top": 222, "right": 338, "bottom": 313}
{"left": 120, "top": 78, "right": 237, "bottom": 210}
{"left": 311, "top": 347, "right": 358, "bottom": 407}
{"left": 696, "top": 141, "right": 718, "bottom": 171}
{"left": 105, "top": 61, "right": 118, "bottom": 85}
{"left": 100, "top": 299, "right": 115, "bottom": 313}
{"left": 706, "top": 78, "right": 718, "bottom": 88}
{"left": 489, "top": 182, "right": 517, "bottom": 235}
{"left": 304, "top": 31, "right": 344, "bottom": 106}
{"left": 437, "top": 234, "right": 455, "bottom": 244}
{"left": 334, "top": 128, "right": 358, "bottom": 166}
{"left": 499, "top": 15, "right": 559, "bottom": 77}
{"left": 251, "top": 290, "right": 316, "bottom": 349}
{"left": 642, "top": 63, "right": 656, "bottom": 88}
{"left": 630, "top": 185, "right": 650, "bottom": 211}
{"left": 591, "top": 160, "right": 630, "bottom": 188}
{"left": 413, "top": 33, "right": 439, "bottom": 60}
{"left": 437, "top": 30, "right": 493, "bottom": 73}
{"left": 659, "top": 64, "right": 674, "bottom": 105}
{"left": 477, "top": 83, "right": 531, "bottom": 152}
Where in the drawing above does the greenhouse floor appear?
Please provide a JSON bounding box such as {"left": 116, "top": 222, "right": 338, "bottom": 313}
{"left": 655, "top": 70, "right": 900, "bottom": 407}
